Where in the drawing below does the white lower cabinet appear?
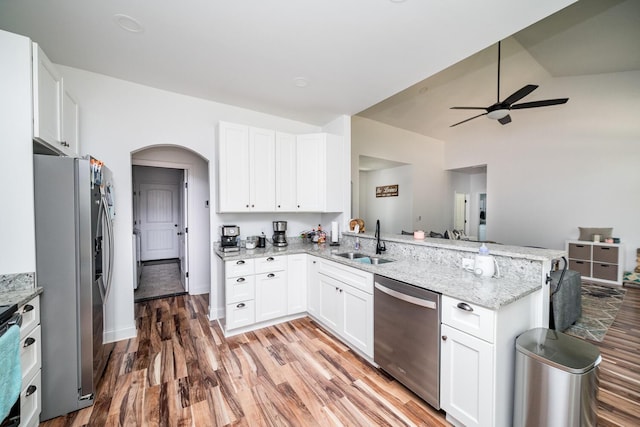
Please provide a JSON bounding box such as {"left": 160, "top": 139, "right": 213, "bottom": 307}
{"left": 313, "top": 258, "right": 374, "bottom": 358}
{"left": 19, "top": 295, "right": 42, "bottom": 427}
{"left": 287, "top": 254, "right": 307, "bottom": 315}
{"left": 440, "top": 293, "right": 536, "bottom": 427}
{"left": 255, "top": 270, "right": 287, "bottom": 322}
{"left": 440, "top": 324, "right": 493, "bottom": 427}
{"left": 307, "top": 256, "right": 320, "bottom": 316}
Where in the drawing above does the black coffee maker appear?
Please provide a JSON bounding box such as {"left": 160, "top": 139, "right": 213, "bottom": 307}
{"left": 272, "top": 221, "right": 287, "bottom": 247}
{"left": 220, "top": 225, "right": 240, "bottom": 252}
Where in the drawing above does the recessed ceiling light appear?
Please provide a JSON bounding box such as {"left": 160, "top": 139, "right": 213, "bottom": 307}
{"left": 114, "top": 14, "right": 145, "bottom": 33}
{"left": 293, "top": 77, "right": 309, "bottom": 88}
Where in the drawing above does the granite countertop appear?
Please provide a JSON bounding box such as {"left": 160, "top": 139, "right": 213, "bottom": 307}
{"left": 215, "top": 239, "right": 552, "bottom": 310}
{"left": 0, "top": 287, "right": 43, "bottom": 308}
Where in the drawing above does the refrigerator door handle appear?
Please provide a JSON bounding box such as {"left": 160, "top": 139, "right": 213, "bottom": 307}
{"left": 95, "top": 197, "right": 106, "bottom": 302}
{"left": 103, "top": 194, "right": 114, "bottom": 300}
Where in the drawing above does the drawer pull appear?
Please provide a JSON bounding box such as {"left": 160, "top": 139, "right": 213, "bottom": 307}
{"left": 267, "top": 273, "right": 275, "bottom": 278}
{"left": 266, "top": 257, "right": 275, "bottom": 261}
{"left": 236, "top": 277, "right": 245, "bottom": 283}
{"left": 236, "top": 303, "right": 246, "bottom": 309}
{"left": 456, "top": 302, "right": 474, "bottom": 312}
{"left": 236, "top": 260, "right": 245, "bottom": 265}
{"left": 22, "top": 304, "right": 34, "bottom": 313}
{"left": 575, "top": 261, "right": 585, "bottom": 264}
{"left": 26, "top": 385, "right": 37, "bottom": 397}
{"left": 442, "top": 335, "right": 448, "bottom": 341}
{"left": 24, "top": 337, "right": 36, "bottom": 348}
{"left": 601, "top": 247, "right": 610, "bottom": 251}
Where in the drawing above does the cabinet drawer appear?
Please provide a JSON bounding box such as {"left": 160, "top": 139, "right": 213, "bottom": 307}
{"left": 593, "top": 263, "right": 618, "bottom": 282}
{"left": 255, "top": 255, "right": 286, "bottom": 274}
{"left": 441, "top": 295, "right": 495, "bottom": 343}
{"left": 569, "top": 260, "right": 591, "bottom": 277}
{"left": 21, "top": 325, "right": 41, "bottom": 385}
{"left": 319, "top": 259, "right": 374, "bottom": 294}
{"left": 593, "top": 245, "right": 619, "bottom": 264}
{"left": 20, "top": 370, "right": 41, "bottom": 427}
{"left": 568, "top": 243, "right": 591, "bottom": 260}
{"left": 225, "top": 258, "right": 255, "bottom": 278}
{"left": 20, "top": 297, "right": 40, "bottom": 339}
{"left": 225, "top": 275, "right": 256, "bottom": 304}
{"left": 226, "top": 300, "right": 256, "bottom": 330}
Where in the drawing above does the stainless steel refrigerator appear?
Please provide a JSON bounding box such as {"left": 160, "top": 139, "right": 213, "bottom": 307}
{"left": 33, "top": 154, "right": 115, "bottom": 421}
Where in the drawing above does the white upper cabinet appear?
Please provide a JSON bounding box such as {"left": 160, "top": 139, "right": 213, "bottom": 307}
{"left": 32, "top": 43, "right": 78, "bottom": 157}
{"left": 275, "top": 132, "right": 297, "bottom": 211}
{"left": 61, "top": 87, "right": 79, "bottom": 156}
{"left": 218, "top": 122, "right": 343, "bottom": 213}
{"left": 218, "top": 122, "right": 276, "bottom": 212}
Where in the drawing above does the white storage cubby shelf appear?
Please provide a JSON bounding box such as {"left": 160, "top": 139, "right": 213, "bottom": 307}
{"left": 566, "top": 240, "right": 624, "bottom": 285}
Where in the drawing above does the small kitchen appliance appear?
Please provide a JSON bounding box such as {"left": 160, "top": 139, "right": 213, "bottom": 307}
{"left": 220, "top": 225, "right": 240, "bottom": 252}
{"left": 474, "top": 243, "right": 500, "bottom": 277}
{"left": 272, "top": 221, "right": 288, "bottom": 247}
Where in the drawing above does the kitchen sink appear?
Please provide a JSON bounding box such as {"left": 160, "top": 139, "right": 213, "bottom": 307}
{"left": 335, "top": 252, "right": 393, "bottom": 264}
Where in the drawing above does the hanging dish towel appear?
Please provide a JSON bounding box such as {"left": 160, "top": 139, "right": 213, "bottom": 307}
{"left": 0, "top": 324, "right": 21, "bottom": 420}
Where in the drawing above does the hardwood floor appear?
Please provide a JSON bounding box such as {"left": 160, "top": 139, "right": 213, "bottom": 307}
{"left": 40, "top": 287, "right": 640, "bottom": 427}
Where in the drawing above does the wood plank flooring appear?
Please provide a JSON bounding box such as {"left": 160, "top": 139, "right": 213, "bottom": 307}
{"left": 40, "top": 287, "right": 640, "bottom": 427}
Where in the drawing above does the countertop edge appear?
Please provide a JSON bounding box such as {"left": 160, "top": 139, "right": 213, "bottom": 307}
{"left": 0, "top": 286, "right": 44, "bottom": 307}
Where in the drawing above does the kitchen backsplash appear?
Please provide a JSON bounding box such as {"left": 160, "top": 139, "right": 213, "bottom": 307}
{"left": 0, "top": 272, "right": 35, "bottom": 292}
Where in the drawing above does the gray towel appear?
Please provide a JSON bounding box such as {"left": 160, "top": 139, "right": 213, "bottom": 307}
{"left": 550, "top": 269, "right": 582, "bottom": 332}
{"left": 0, "top": 324, "right": 21, "bottom": 420}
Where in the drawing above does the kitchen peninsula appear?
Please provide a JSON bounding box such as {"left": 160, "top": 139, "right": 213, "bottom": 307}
{"left": 215, "top": 231, "right": 565, "bottom": 427}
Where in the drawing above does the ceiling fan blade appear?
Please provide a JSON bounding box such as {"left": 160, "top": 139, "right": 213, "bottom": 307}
{"left": 510, "top": 98, "right": 569, "bottom": 109}
{"left": 498, "top": 114, "right": 512, "bottom": 125}
{"left": 450, "top": 112, "right": 488, "bottom": 127}
{"left": 450, "top": 106, "right": 487, "bottom": 110}
{"left": 502, "top": 84, "right": 539, "bottom": 106}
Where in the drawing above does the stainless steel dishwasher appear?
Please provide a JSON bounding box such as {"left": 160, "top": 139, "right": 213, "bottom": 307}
{"left": 374, "top": 274, "right": 441, "bottom": 409}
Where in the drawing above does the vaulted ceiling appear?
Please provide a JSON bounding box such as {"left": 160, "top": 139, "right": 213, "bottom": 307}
{"left": 0, "top": 0, "right": 577, "bottom": 127}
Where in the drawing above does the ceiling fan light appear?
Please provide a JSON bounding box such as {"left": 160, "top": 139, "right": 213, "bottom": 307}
{"left": 487, "top": 109, "right": 510, "bottom": 120}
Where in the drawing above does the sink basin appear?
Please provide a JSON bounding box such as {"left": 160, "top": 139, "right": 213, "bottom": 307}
{"left": 336, "top": 252, "right": 368, "bottom": 260}
{"left": 336, "top": 252, "right": 393, "bottom": 264}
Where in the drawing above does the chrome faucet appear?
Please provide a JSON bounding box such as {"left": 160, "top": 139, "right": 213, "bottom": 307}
{"left": 375, "top": 219, "right": 386, "bottom": 255}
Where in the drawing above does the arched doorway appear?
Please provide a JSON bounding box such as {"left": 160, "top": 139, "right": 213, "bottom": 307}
{"left": 131, "top": 145, "right": 210, "bottom": 302}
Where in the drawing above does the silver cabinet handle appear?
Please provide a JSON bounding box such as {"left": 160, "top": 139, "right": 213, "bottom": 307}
{"left": 24, "top": 337, "right": 36, "bottom": 348}
{"left": 236, "top": 277, "right": 245, "bottom": 283}
{"left": 236, "top": 260, "right": 245, "bottom": 265}
{"left": 267, "top": 257, "right": 275, "bottom": 261}
{"left": 456, "top": 302, "right": 474, "bottom": 312}
{"left": 22, "top": 304, "right": 34, "bottom": 313}
{"left": 442, "top": 335, "right": 448, "bottom": 341}
{"left": 236, "top": 303, "right": 246, "bottom": 309}
{"left": 267, "top": 273, "right": 275, "bottom": 278}
{"left": 26, "top": 385, "right": 37, "bottom": 397}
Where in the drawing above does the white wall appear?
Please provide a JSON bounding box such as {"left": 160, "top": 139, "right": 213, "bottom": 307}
{"left": 0, "top": 30, "right": 35, "bottom": 275}
{"left": 351, "top": 116, "right": 448, "bottom": 233}
{"left": 360, "top": 165, "right": 413, "bottom": 234}
{"left": 132, "top": 147, "right": 211, "bottom": 295}
{"left": 444, "top": 70, "right": 640, "bottom": 269}
{"left": 58, "top": 65, "right": 351, "bottom": 342}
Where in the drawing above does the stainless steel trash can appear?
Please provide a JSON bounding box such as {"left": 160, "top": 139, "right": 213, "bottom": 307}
{"left": 513, "top": 328, "right": 601, "bottom": 427}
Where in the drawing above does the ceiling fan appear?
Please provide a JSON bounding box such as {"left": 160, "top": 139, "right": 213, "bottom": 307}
{"left": 449, "top": 41, "right": 568, "bottom": 127}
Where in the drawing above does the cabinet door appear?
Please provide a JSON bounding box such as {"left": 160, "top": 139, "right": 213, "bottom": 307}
{"left": 275, "top": 132, "right": 297, "bottom": 211}
{"left": 32, "top": 44, "right": 62, "bottom": 149}
{"left": 217, "top": 122, "right": 250, "bottom": 212}
{"left": 287, "top": 254, "right": 307, "bottom": 314}
{"left": 61, "top": 86, "right": 79, "bottom": 156}
{"left": 255, "top": 271, "right": 287, "bottom": 322}
{"left": 318, "top": 273, "right": 342, "bottom": 331}
{"left": 440, "top": 324, "right": 494, "bottom": 427}
{"left": 342, "top": 285, "right": 373, "bottom": 357}
{"left": 249, "top": 127, "right": 275, "bottom": 211}
{"left": 295, "top": 134, "right": 324, "bottom": 211}
{"left": 307, "top": 256, "right": 320, "bottom": 316}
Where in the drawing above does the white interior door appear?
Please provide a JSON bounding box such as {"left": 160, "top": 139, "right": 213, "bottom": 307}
{"left": 454, "top": 192, "right": 470, "bottom": 234}
{"left": 139, "top": 183, "right": 180, "bottom": 261}
{"left": 179, "top": 172, "right": 189, "bottom": 290}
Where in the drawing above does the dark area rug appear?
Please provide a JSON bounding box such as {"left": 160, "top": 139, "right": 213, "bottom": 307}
{"left": 134, "top": 258, "right": 186, "bottom": 302}
{"left": 564, "top": 282, "right": 626, "bottom": 342}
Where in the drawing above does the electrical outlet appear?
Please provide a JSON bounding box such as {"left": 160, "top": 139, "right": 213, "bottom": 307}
{"left": 462, "top": 258, "right": 474, "bottom": 269}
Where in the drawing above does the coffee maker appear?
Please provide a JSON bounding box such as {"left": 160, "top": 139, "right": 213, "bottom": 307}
{"left": 272, "top": 221, "right": 288, "bottom": 247}
{"left": 220, "top": 225, "right": 240, "bottom": 252}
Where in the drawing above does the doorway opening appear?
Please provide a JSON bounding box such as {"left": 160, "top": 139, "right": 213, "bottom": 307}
{"left": 133, "top": 164, "right": 188, "bottom": 302}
